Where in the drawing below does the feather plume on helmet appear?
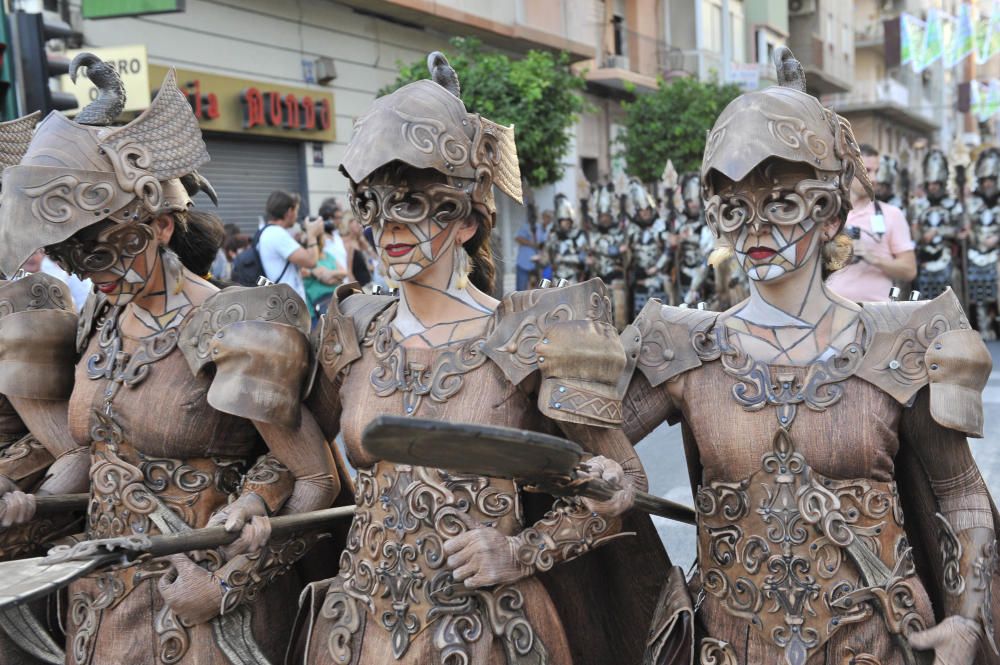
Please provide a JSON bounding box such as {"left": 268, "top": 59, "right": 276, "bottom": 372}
{"left": 0, "top": 53, "right": 216, "bottom": 275}
{"left": 340, "top": 51, "right": 522, "bottom": 231}
{"left": 700, "top": 46, "right": 870, "bottom": 239}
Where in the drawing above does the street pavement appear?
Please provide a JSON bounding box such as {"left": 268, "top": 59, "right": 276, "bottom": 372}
{"left": 635, "top": 340, "right": 1000, "bottom": 569}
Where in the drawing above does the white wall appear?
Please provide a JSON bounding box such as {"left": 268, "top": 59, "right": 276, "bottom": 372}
{"left": 68, "top": 0, "right": 449, "bottom": 211}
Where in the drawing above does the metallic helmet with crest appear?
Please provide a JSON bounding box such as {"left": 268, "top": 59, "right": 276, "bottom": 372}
{"left": 923, "top": 149, "right": 949, "bottom": 186}
{"left": 701, "top": 47, "right": 867, "bottom": 238}
{"left": 876, "top": 155, "right": 898, "bottom": 186}
{"left": 975, "top": 147, "right": 1000, "bottom": 182}
{"left": 590, "top": 182, "right": 616, "bottom": 219}
{"left": 680, "top": 173, "right": 701, "bottom": 204}
{"left": 341, "top": 52, "right": 522, "bottom": 230}
{"left": 624, "top": 177, "right": 655, "bottom": 218}
{"left": 0, "top": 53, "right": 213, "bottom": 276}
{"left": 554, "top": 193, "right": 575, "bottom": 223}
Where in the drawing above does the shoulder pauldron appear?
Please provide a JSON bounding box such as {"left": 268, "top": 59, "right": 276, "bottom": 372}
{"left": 178, "top": 284, "right": 311, "bottom": 428}
{"left": 0, "top": 273, "right": 77, "bottom": 400}
{"left": 856, "top": 288, "right": 991, "bottom": 437}
{"left": 632, "top": 300, "right": 720, "bottom": 387}
{"left": 484, "top": 278, "right": 630, "bottom": 427}
{"left": 314, "top": 286, "right": 395, "bottom": 383}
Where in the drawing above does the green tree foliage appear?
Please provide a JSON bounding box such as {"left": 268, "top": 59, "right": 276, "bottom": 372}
{"left": 618, "top": 76, "right": 741, "bottom": 181}
{"left": 380, "top": 37, "right": 587, "bottom": 187}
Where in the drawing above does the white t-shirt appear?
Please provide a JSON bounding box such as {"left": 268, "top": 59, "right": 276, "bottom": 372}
{"left": 325, "top": 232, "right": 348, "bottom": 271}
{"left": 258, "top": 224, "right": 305, "bottom": 298}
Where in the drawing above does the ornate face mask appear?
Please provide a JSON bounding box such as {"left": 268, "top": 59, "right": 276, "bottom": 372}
{"left": 47, "top": 220, "right": 157, "bottom": 305}
{"left": 712, "top": 161, "right": 837, "bottom": 283}
{"left": 354, "top": 167, "right": 467, "bottom": 282}
{"left": 700, "top": 47, "right": 866, "bottom": 268}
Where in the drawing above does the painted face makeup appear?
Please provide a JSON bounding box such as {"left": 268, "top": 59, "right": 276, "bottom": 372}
{"left": 47, "top": 220, "right": 156, "bottom": 305}
{"left": 705, "top": 161, "right": 842, "bottom": 283}
{"left": 351, "top": 168, "right": 473, "bottom": 282}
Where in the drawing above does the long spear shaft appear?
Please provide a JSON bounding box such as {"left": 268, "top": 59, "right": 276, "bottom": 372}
{"left": 0, "top": 504, "right": 356, "bottom": 610}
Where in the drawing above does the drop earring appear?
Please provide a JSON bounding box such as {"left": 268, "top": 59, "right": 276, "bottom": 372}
{"left": 455, "top": 246, "right": 469, "bottom": 289}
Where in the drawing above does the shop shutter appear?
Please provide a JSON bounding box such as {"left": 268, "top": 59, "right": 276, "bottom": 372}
{"left": 198, "top": 137, "right": 304, "bottom": 234}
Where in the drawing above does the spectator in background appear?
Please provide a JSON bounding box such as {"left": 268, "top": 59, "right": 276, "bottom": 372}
{"left": 827, "top": 144, "right": 917, "bottom": 302}
{"left": 339, "top": 213, "right": 377, "bottom": 288}
{"left": 304, "top": 217, "right": 350, "bottom": 321}
{"left": 318, "top": 197, "right": 348, "bottom": 269}
{"left": 210, "top": 223, "right": 240, "bottom": 281}
{"left": 514, "top": 214, "right": 547, "bottom": 290}
{"left": 257, "top": 190, "right": 322, "bottom": 299}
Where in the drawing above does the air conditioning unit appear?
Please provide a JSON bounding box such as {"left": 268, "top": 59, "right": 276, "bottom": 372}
{"left": 789, "top": 0, "right": 817, "bottom": 16}
{"left": 606, "top": 54, "right": 630, "bottom": 70}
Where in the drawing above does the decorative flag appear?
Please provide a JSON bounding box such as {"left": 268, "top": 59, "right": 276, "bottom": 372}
{"left": 952, "top": 3, "right": 976, "bottom": 65}
{"left": 901, "top": 13, "right": 924, "bottom": 67}
{"left": 920, "top": 8, "right": 945, "bottom": 71}
{"left": 990, "top": 1, "right": 1000, "bottom": 61}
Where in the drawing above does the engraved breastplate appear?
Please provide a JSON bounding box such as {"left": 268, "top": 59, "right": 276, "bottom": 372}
{"left": 88, "top": 414, "right": 245, "bottom": 540}
{"left": 340, "top": 462, "right": 522, "bottom": 658}
{"left": 696, "top": 428, "right": 918, "bottom": 665}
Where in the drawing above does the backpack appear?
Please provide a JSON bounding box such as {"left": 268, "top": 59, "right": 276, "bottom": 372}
{"left": 231, "top": 225, "right": 291, "bottom": 287}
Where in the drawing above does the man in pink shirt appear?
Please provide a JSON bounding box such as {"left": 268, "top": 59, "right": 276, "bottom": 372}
{"left": 828, "top": 144, "right": 918, "bottom": 302}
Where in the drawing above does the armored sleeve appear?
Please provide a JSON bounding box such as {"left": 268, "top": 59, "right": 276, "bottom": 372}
{"left": 308, "top": 286, "right": 395, "bottom": 441}
{"left": 178, "top": 284, "right": 312, "bottom": 428}
{"left": 856, "top": 288, "right": 990, "bottom": 437}
{"left": 484, "top": 279, "right": 633, "bottom": 428}
{"left": 0, "top": 274, "right": 77, "bottom": 400}
{"left": 861, "top": 290, "right": 997, "bottom": 651}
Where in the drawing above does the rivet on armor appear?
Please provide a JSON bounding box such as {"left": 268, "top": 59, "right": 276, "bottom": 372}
{"left": 406, "top": 406, "right": 413, "bottom": 413}
{"left": 930, "top": 364, "right": 939, "bottom": 370}
{"left": 888, "top": 286, "right": 901, "bottom": 301}
{"left": 888, "top": 359, "right": 901, "bottom": 370}
{"left": 542, "top": 338, "right": 549, "bottom": 344}
{"left": 554, "top": 402, "right": 561, "bottom": 409}
{"left": 558, "top": 386, "right": 566, "bottom": 393}
{"left": 538, "top": 356, "right": 544, "bottom": 363}
{"left": 935, "top": 343, "right": 942, "bottom": 350}
{"left": 332, "top": 344, "right": 343, "bottom": 354}
{"left": 663, "top": 349, "right": 675, "bottom": 361}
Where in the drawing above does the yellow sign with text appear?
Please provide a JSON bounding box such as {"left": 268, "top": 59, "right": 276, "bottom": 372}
{"left": 148, "top": 64, "right": 335, "bottom": 142}
{"left": 59, "top": 46, "right": 151, "bottom": 114}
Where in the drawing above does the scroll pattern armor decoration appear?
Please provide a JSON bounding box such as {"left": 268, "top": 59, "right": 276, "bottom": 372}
{"left": 695, "top": 427, "right": 921, "bottom": 665}
{"left": 368, "top": 305, "right": 489, "bottom": 416}
{"left": 690, "top": 313, "right": 930, "bottom": 665}
{"left": 329, "top": 461, "right": 548, "bottom": 664}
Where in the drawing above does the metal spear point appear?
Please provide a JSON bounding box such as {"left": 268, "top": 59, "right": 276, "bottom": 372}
{"left": 361, "top": 415, "right": 697, "bottom": 526}
{"left": 0, "top": 504, "right": 356, "bottom": 610}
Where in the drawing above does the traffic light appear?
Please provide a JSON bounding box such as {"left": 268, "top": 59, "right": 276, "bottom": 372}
{"left": 15, "top": 11, "right": 79, "bottom": 115}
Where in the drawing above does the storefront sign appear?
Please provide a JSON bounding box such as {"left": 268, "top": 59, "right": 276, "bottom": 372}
{"left": 148, "top": 64, "right": 335, "bottom": 142}
{"left": 60, "top": 46, "right": 151, "bottom": 114}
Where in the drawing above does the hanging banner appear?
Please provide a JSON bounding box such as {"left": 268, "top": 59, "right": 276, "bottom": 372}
{"left": 952, "top": 3, "right": 976, "bottom": 66}
{"left": 920, "top": 8, "right": 945, "bottom": 71}
{"left": 901, "top": 14, "right": 918, "bottom": 66}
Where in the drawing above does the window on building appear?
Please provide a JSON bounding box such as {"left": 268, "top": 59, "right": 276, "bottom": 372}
{"left": 703, "top": 1, "right": 721, "bottom": 53}
{"left": 613, "top": 15, "right": 626, "bottom": 56}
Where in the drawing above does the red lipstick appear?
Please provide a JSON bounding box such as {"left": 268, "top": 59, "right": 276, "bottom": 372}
{"left": 384, "top": 243, "right": 413, "bottom": 258}
{"left": 747, "top": 246, "right": 777, "bottom": 260}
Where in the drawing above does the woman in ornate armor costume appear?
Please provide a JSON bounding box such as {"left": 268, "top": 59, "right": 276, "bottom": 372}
{"left": 0, "top": 115, "right": 90, "bottom": 665}
{"left": 628, "top": 48, "right": 998, "bottom": 665}
{"left": 297, "top": 53, "right": 664, "bottom": 665}
{"left": 0, "top": 55, "right": 340, "bottom": 665}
